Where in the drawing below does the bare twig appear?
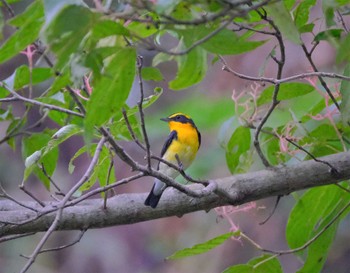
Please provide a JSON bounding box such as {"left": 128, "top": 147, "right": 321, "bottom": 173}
{"left": 21, "top": 229, "right": 86, "bottom": 258}
{"left": 301, "top": 43, "right": 340, "bottom": 110}
{"left": 136, "top": 56, "right": 152, "bottom": 170}
{"left": 0, "top": 232, "right": 36, "bottom": 243}
{"left": 19, "top": 185, "right": 46, "bottom": 208}
{"left": 241, "top": 198, "right": 350, "bottom": 257}
{"left": 0, "top": 83, "right": 84, "bottom": 118}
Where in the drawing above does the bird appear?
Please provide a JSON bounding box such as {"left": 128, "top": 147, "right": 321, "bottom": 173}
{"left": 144, "top": 113, "right": 201, "bottom": 208}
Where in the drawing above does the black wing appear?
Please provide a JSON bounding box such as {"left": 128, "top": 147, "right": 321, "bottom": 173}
{"left": 157, "top": 130, "right": 178, "bottom": 170}
{"left": 160, "top": 130, "right": 178, "bottom": 158}
{"left": 197, "top": 129, "right": 201, "bottom": 149}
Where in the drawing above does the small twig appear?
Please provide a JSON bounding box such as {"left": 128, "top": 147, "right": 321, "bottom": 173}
{"left": 122, "top": 108, "right": 146, "bottom": 150}
{"left": 335, "top": 183, "right": 350, "bottom": 194}
{"left": 336, "top": 9, "right": 349, "bottom": 33}
{"left": 0, "top": 233, "right": 36, "bottom": 244}
{"left": 0, "top": 0, "right": 15, "bottom": 17}
{"left": 241, "top": 198, "right": 350, "bottom": 256}
{"left": 39, "top": 163, "right": 64, "bottom": 195}
{"left": 0, "top": 83, "right": 84, "bottom": 118}
{"left": 259, "top": 195, "right": 281, "bottom": 225}
{"left": 19, "top": 185, "right": 46, "bottom": 208}
{"left": 285, "top": 138, "right": 339, "bottom": 175}
{"left": 0, "top": 184, "right": 39, "bottom": 212}
{"left": 103, "top": 156, "right": 114, "bottom": 210}
{"left": 136, "top": 56, "right": 152, "bottom": 170}
{"left": 301, "top": 43, "right": 340, "bottom": 110}
{"left": 20, "top": 230, "right": 86, "bottom": 258}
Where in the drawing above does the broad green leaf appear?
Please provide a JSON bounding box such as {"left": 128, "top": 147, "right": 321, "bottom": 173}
{"left": 257, "top": 83, "right": 314, "bottom": 106}
{"left": 337, "top": 32, "right": 350, "bottom": 62}
{"left": 179, "top": 26, "right": 266, "bottom": 55}
{"left": 260, "top": 128, "right": 281, "bottom": 166}
{"left": 69, "top": 145, "right": 94, "bottom": 174}
{"left": 294, "top": 0, "right": 317, "bottom": 29}
{"left": 126, "top": 87, "right": 163, "bottom": 117}
{"left": 200, "top": 28, "right": 266, "bottom": 55}
{"left": 265, "top": 1, "right": 302, "bottom": 44}
{"left": 287, "top": 185, "right": 350, "bottom": 269}
{"left": 84, "top": 47, "right": 122, "bottom": 79}
{"left": 322, "top": 1, "right": 336, "bottom": 27}
{"left": 225, "top": 126, "right": 251, "bottom": 174}
{"left": 141, "top": 67, "right": 164, "bottom": 81}
{"left": 47, "top": 70, "right": 71, "bottom": 95}
{"left": 314, "top": 28, "right": 343, "bottom": 42}
{"left": 85, "top": 47, "right": 136, "bottom": 138}
{"left": 169, "top": 46, "right": 207, "bottom": 90}
{"left": 42, "top": 124, "right": 83, "bottom": 157}
{"left": 22, "top": 133, "right": 58, "bottom": 188}
{"left": 167, "top": 232, "right": 236, "bottom": 260}
{"left": 287, "top": 185, "right": 350, "bottom": 273}
{"left": 14, "top": 66, "right": 52, "bottom": 90}
{"left": 222, "top": 255, "right": 283, "bottom": 273}
{"left": 79, "top": 145, "right": 114, "bottom": 192}
{"left": 340, "top": 64, "right": 350, "bottom": 126}
{"left": 299, "top": 23, "right": 314, "bottom": 33}
{"left": 152, "top": 52, "right": 173, "bottom": 67}
{"left": 296, "top": 222, "right": 338, "bottom": 273}
{"left": 110, "top": 113, "right": 141, "bottom": 141}
{"left": 127, "top": 20, "right": 159, "bottom": 38}
{"left": 44, "top": 5, "right": 97, "bottom": 70}
{"left": 0, "top": 0, "right": 44, "bottom": 63}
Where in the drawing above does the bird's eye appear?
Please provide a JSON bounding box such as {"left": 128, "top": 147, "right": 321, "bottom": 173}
{"left": 176, "top": 116, "right": 181, "bottom": 120}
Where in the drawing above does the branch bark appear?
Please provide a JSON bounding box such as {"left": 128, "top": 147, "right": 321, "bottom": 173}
{"left": 1, "top": 151, "right": 350, "bottom": 236}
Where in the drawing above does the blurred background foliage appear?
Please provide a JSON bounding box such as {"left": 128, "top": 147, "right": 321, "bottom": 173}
{"left": 1, "top": 0, "right": 350, "bottom": 272}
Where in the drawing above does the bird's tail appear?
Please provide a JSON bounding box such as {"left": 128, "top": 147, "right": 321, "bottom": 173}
{"left": 144, "top": 186, "right": 162, "bottom": 208}
{"left": 144, "top": 180, "right": 165, "bottom": 208}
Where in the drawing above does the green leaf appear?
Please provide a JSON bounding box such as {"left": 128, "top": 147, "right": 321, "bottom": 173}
{"left": 265, "top": 1, "right": 302, "bottom": 44}
{"left": 260, "top": 128, "right": 281, "bottom": 166}
{"left": 126, "top": 20, "right": 159, "bottom": 38}
{"left": 44, "top": 4, "right": 97, "bottom": 70}
{"left": 69, "top": 145, "right": 93, "bottom": 174}
{"left": 225, "top": 126, "right": 251, "bottom": 174}
{"left": 43, "top": 124, "right": 83, "bottom": 156}
{"left": 257, "top": 83, "right": 314, "bottom": 106}
{"left": 322, "top": 1, "right": 336, "bottom": 27}
{"left": 340, "top": 64, "right": 350, "bottom": 126}
{"left": 314, "top": 28, "right": 343, "bottom": 42}
{"left": 85, "top": 47, "right": 136, "bottom": 138}
{"left": 200, "top": 28, "right": 266, "bottom": 55}
{"left": 22, "top": 133, "right": 58, "bottom": 188}
{"left": 0, "top": 0, "right": 45, "bottom": 64}
{"left": 287, "top": 185, "right": 350, "bottom": 273}
{"left": 294, "top": 0, "right": 317, "bottom": 29}
{"left": 337, "top": 32, "right": 350, "bottom": 62}
{"left": 141, "top": 67, "right": 163, "bottom": 81}
{"left": 169, "top": 46, "right": 207, "bottom": 90}
{"left": 79, "top": 145, "right": 114, "bottom": 192}
{"left": 222, "top": 254, "right": 283, "bottom": 273}
{"left": 152, "top": 52, "right": 173, "bottom": 67}
{"left": 167, "top": 232, "right": 236, "bottom": 260}
{"left": 179, "top": 26, "right": 266, "bottom": 55}
{"left": 14, "top": 66, "right": 52, "bottom": 90}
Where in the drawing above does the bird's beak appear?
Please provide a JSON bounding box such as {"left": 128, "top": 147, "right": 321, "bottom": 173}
{"left": 160, "top": 117, "right": 170, "bottom": 122}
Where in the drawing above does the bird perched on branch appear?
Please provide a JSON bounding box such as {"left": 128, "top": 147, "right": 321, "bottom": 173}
{"left": 145, "top": 113, "right": 201, "bottom": 208}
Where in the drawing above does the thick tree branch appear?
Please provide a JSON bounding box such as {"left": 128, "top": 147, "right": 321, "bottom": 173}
{"left": 1, "top": 151, "right": 350, "bottom": 236}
